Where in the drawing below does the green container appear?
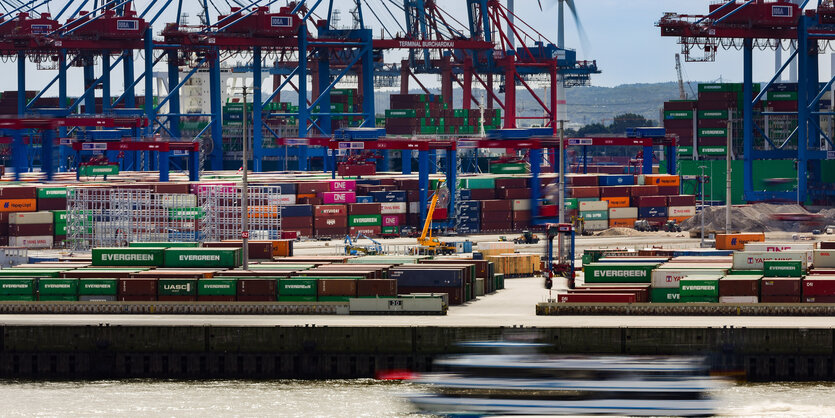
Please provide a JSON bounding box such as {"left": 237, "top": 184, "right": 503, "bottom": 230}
{"left": 349, "top": 215, "right": 382, "bottom": 227}
{"left": 0, "top": 294, "right": 35, "bottom": 301}
{"left": 767, "top": 91, "right": 797, "bottom": 101}
{"left": 650, "top": 287, "right": 681, "bottom": 303}
{"left": 129, "top": 242, "right": 200, "bottom": 248}
{"left": 679, "top": 277, "right": 720, "bottom": 297}
{"left": 0, "top": 269, "right": 62, "bottom": 278}
{"left": 489, "top": 163, "right": 528, "bottom": 174}
{"left": 385, "top": 109, "right": 416, "bottom": 118}
{"left": 92, "top": 248, "right": 166, "bottom": 267}
{"left": 55, "top": 222, "right": 67, "bottom": 236}
{"left": 168, "top": 208, "right": 204, "bottom": 220}
{"left": 564, "top": 198, "right": 578, "bottom": 210}
{"left": 381, "top": 226, "right": 400, "bottom": 235}
{"left": 459, "top": 178, "right": 495, "bottom": 190}
{"left": 53, "top": 210, "right": 67, "bottom": 223}
{"left": 79, "top": 279, "right": 118, "bottom": 296}
{"left": 198, "top": 279, "right": 237, "bottom": 296}
{"left": 163, "top": 248, "right": 242, "bottom": 268}
{"left": 727, "top": 270, "right": 764, "bottom": 276}
{"left": 698, "top": 146, "right": 727, "bottom": 156}
{"left": 677, "top": 146, "right": 693, "bottom": 156}
{"left": 78, "top": 165, "right": 119, "bottom": 177}
{"left": 583, "top": 263, "right": 657, "bottom": 284}
{"left": 38, "top": 295, "right": 78, "bottom": 302}
{"left": 37, "top": 187, "right": 68, "bottom": 199}
{"left": 278, "top": 278, "right": 318, "bottom": 296}
{"left": 698, "top": 128, "right": 727, "bottom": 137}
{"left": 317, "top": 296, "right": 350, "bottom": 302}
{"left": 699, "top": 83, "right": 742, "bottom": 93}
{"left": 278, "top": 295, "right": 316, "bottom": 302}
{"left": 0, "top": 278, "right": 36, "bottom": 295}
{"left": 579, "top": 210, "right": 608, "bottom": 220}
{"left": 38, "top": 278, "right": 78, "bottom": 295}
{"left": 664, "top": 110, "right": 693, "bottom": 120}
{"left": 764, "top": 260, "right": 803, "bottom": 277}
{"left": 698, "top": 110, "right": 729, "bottom": 119}
{"left": 681, "top": 295, "right": 719, "bottom": 303}
{"left": 158, "top": 279, "right": 197, "bottom": 296}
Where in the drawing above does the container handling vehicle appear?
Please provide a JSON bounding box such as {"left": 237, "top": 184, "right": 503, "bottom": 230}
{"left": 344, "top": 233, "right": 383, "bottom": 256}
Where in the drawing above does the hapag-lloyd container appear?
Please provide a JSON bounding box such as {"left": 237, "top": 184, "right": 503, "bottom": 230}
{"left": 651, "top": 268, "right": 729, "bottom": 288}
{"left": 321, "top": 191, "right": 356, "bottom": 204}
{"left": 329, "top": 180, "right": 356, "bottom": 192}
{"left": 582, "top": 263, "right": 658, "bottom": 284}
{"left": 732, "top": 251, "right": 807, "bottom": 270}
{"left": 92, "top": 247, "right": 166, "bottom": 267}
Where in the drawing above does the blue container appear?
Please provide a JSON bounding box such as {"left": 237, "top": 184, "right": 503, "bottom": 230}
{"left": 355, "top": 179, "right": 381, "bottom": 185}
{"left": 355, "top": 195, "right": 373, "bottom": 203}
{"left": 472, "top": 252, "right": 484, "bottom": 260}
{"left": 460, "top": 201, "right": 481, "bottom": 211}
{"left": 273, "top": 182, "right": 297, "bottom": 195}
{"left": 627, "top": 127, "right": 666, "bottom": 138}
{"left": 598, "top": 175, "right": 635, "bottom": 187}
{"left": 370, "top": 191, "right": 407, "bottom": 203}
{"left": 460, "top": 189, "right": 472, "bottom": 200}
{"left": 457, "top": 217, "right": 480, "bottom": 226}
{"left": 390, "top": 268, "right": 463, "bottom": 287}
{"left": 672, "top": 249, "right": 734, "bottom": 257}
{"left": 280, "top": 205, "right": 313, "bottom": 217}
{"left": 638, "top": 206, "right": 668, "bottom": 219}
{"left": 28, "top": 257, "right": 59, "bottom": 263}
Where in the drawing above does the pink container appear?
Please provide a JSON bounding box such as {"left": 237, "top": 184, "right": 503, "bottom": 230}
{"left": 329, "top": 180, "right": 356, "bottom": 192}
{"left": 321, "top": 191, "right": 357, "bottom": 204}
{"left": 382, "top": 215, "right": 400, "bottom": 227}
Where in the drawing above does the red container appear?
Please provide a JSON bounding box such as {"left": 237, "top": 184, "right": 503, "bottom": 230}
{"left": 315, "top": 205, "right": 347, "bottom": 217}
{"left": 719, "top": 277, "right": 760, "bottom": 297}
{"left": 37, "top": 198, "right": 67, "bottom": 211}
{"left": 481, "top": 212, "right": 512, "bottom": 222}
{"left": 318, "top": 279, "right": 358, "bottom": 297}
{"left": 406, "top": 190, "right": 421, "bottom": 202}
{"left": 635, "top": 195, "right": 667, "bottom": 207}
{"left": 761, "top": 278, "right": 802, "bottom": 296}
{"left": 394, "top": 179, "right": 419, "bottom": 190}
{"left": 237, "top": 279, "right": 277, "bottom": 296}
{"left": 496, "top": 188, "right": 530, "bottom": 199}
{"left": 810, "top": 269, "right": 835, "bottom": 275}
{"left": 434, "top": 208, "right": 448, "bottom": 219}
{"left": 282, "top": 216, "right": 313, "bottom": 229}
{"left": 802, "top": 277, "right": 835, "bottom": 297}
{"left": 657, "top": 186, "right": 680, "bottom": 195}
{"left": 297, "top": 197, "right": 323, "bottom": 205}
{"left": 0, "top": 186, "right": 36, "bottom": 199}
{"left": 495, "top": 178, "right": 528, "bottom": 189}
{"left": 557, "top": 293, "right": 637, "bottom": 303}
{"left": 664, "top": 101, "right": 696, "bottom": 111}
{"left": 397, "top": 286, "right": 463, "bottom": 305}
{"left": 665, "top": 119, "right": 694, "bottom": 129}
{"left": 284, "top": 227, "right": 314, "bottom": 238}
{"left": 480, "top": 200, "right": 512, "bottom": 212}
{"left": 158, "top": 295, "right": 197, "bottom": 302}
{"left": 315, "top": 227, "right": 348, "bottom": 237}
{"left": 315, "top": 216, "right": 348, "bottom": 229}
{"left": 697, "top": 118, "right": 727, "bottom": 129}
{"left": 297, "top": 182, "right": 330, "bottom": 194}
{"left": 467, "top": 189, "right": 496, "bottom": 200}
{"left": 480, "top": 221, "right": 512, "bottom": 231}
{"left": 574, "top": 285, "right": 650, "bottom": 303}
{"left": 153, "top": 183, "right": 190, "bottom": 194}
{"left": 349, "top": 203, "right": 381, "bottom": 215}
{"left": 513, "top": 210, "right": 532, "bottom": 222}
{"left": 512, "top": 221, "right": 531, "bottom": 229}
{"left": 540, "top": 205, "right": 557, "bottom": 217}
{"left": 349, "top": 226, "right": 382, "bottom": 237}
{"left": 569, "top": 186, "right": 599, "bottom": 198}
{"left": 819, "top": 242, "right": 835, "bottom": 250}
{"left": 357, "top": 279, "right": 397, "bottom": 297}
{"left": 600, "top": 186, "right": 630, "bottom": 198}
{"left": 198, "top": 295, "right": 237, "bottom": 302}
{"left": 118, "top": 295, "right": 157, "bottom": 301}
{"left": 668, "top": 195, "right": 697, "bottom": 206}
{"left": 566, "top": 175, "right": 598, "bottom": 186}
{"left": 760, "top": 295, "right": 802, "bottom": 303}
{"left": 10, "top": 224, "right": 53, "bottom": 236}
{"left": 804, "top": 296, "right": 835, "bottom": 303}
{"left": 118, "top": 278, "right": 157, "bottom": 296}
{"left": 630, "top": 185, "right": 659, "bottom": 197}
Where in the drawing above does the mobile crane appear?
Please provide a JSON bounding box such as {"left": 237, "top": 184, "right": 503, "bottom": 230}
{"left": 414, "top": 180, "right": 456, "bottom": 255}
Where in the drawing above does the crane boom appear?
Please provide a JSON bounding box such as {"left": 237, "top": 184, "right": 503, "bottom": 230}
{"left": 675, "top": 53, "right": 686, "bottom": 100}
{"left": 419, "top": 180, "right": 445, "bottom": 244}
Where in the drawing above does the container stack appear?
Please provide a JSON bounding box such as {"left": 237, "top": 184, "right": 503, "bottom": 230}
{"left": 281, "top": 204, "right": 314, "bottom": 238}
{"left": 9, "top": 212, "right": 54, "bottom": 248}
{"left": 384, "top": 93, "right": 501, "bottom": 135}
{"left": 663, "top": 100, "right": 696, "bottom": 158}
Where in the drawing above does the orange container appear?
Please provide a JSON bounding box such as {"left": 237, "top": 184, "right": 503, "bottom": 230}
{"left": 643, "top": 174, "right": 680, "bottom": 187}
{"left": 609, "top": 218, "right": 636, "bottom": 228}
{"left": 0, "top": 199, "right": 37, "bottom": 212}
{"left": 247, "top": 206, "right": 279, "bottom": 218}
{"left": 296, "top": 193, "right": 316, "bottom": 200}
{"left": 601, "top": 197, "right": 630, "bottom": 208}
{"left": 715, "top": 233, "right": 765, "bottom": 250}
{"left": 669, "top": 216, "right": 693, "bottom": 224}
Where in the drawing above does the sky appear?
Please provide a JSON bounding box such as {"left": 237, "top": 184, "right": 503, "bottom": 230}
{"left": 7, "top": 0, "right": 830, "bottom": 95}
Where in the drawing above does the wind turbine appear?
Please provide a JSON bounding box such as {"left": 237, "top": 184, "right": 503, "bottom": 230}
{"left": 538, "top": 0, "right": 590, "bottom": 122}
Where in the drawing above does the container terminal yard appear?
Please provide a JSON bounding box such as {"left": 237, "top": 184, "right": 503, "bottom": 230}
{"left": 0, "top": 0, "right": 834, "bottom": 393}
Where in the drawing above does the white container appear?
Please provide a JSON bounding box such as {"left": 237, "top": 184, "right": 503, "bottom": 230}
{"left": 609, "top": 207, "right": 638, "bottom": 219}
{"left": 268, "top": 194, "right": 296, "bottom": 206}
{"left": 651, "top": 269, "right": 729, "bottom": 288}
{"left": 409, "top": 202, "right": 420, "bottom": 214}
{"left": 732, "top": 251, "right": 807, "bottom": 270}
{"left": 475, "top": 277, "right": 485, "bottom": 296}
{"left": 160, "top": 194, "right": 197, "bottom": 208}
{"left": 9, "top": 211, "right": 52, "bottom": 225}
{"left": 9, "top": 236, "right": 53, "bottom": 248}
{"left": 584, "top": 220, "right": 609, "bottom": 231}
{"left": 745, "top": 242, "right": 815, "bottom": 265}
{"left": 512, "top": 199, "right": 531, "bottom": 211}
{"left": 719, "top": 296, "right": 758, "bottom": 304}
{"left": 814, "top": 249, "right": 835, "bottom": 268}
{"left": 579, "top": 200, "right": 607, "bottom": 211}
{"left": 668, "top": 206, "right": 696, "bottom": 217}
{"left": 380, "top": 202, "right": 407, "bottom": 214}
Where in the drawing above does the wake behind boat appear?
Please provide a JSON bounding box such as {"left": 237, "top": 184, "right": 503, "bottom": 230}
{"left": 406, "top": 342, "right": 726, "bottom": 416}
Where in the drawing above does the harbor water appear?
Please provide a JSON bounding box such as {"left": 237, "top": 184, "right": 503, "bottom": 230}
{"left": 0, "top": 379, "right": 834, "bottom": 416}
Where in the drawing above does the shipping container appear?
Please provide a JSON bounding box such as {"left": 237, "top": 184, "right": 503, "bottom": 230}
{"left": 650, "top": 287, "right": 680, "bottom": 303}
{"left": 278, "top": 278, "right": 318, "bottom": 296}
{"left": 0, "top": 278, "right": 36, "bottom": 295}
{"left": 158, "top": 279, "right": 197, "bottom": 296}
{"left": 763, "top": 260, "right": 804, "bottom": 277}
{"left": 79, "top": 278, "right": 118, "bottom": 295}
{"left": 679, "top": 276, "right": 720, "bottom": 297}
{"left": 715, "top": 233, "right": 765, "bottom": 251}
{"left": 761, "top": 277, "right": 802, "bottom": 297}
{"left": 583, "top": 263, "right": 657, "bottom": 284}
{"left": 37, "top": 278, "right": 78, "bottom": 295}
{"left": 651, "top": 269, "right": 728, "bottom": 288}
{"left": 92, "top": 247, "right": 166, "bottom": 267}
{"left": 733, "top": 251, "right": 807, "bottom": 270}
{"left": 163, "top": 248, "right": 242, "bottom": 268}
{"left": 557, "top": 293, "right": 637, "bottom": 303}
